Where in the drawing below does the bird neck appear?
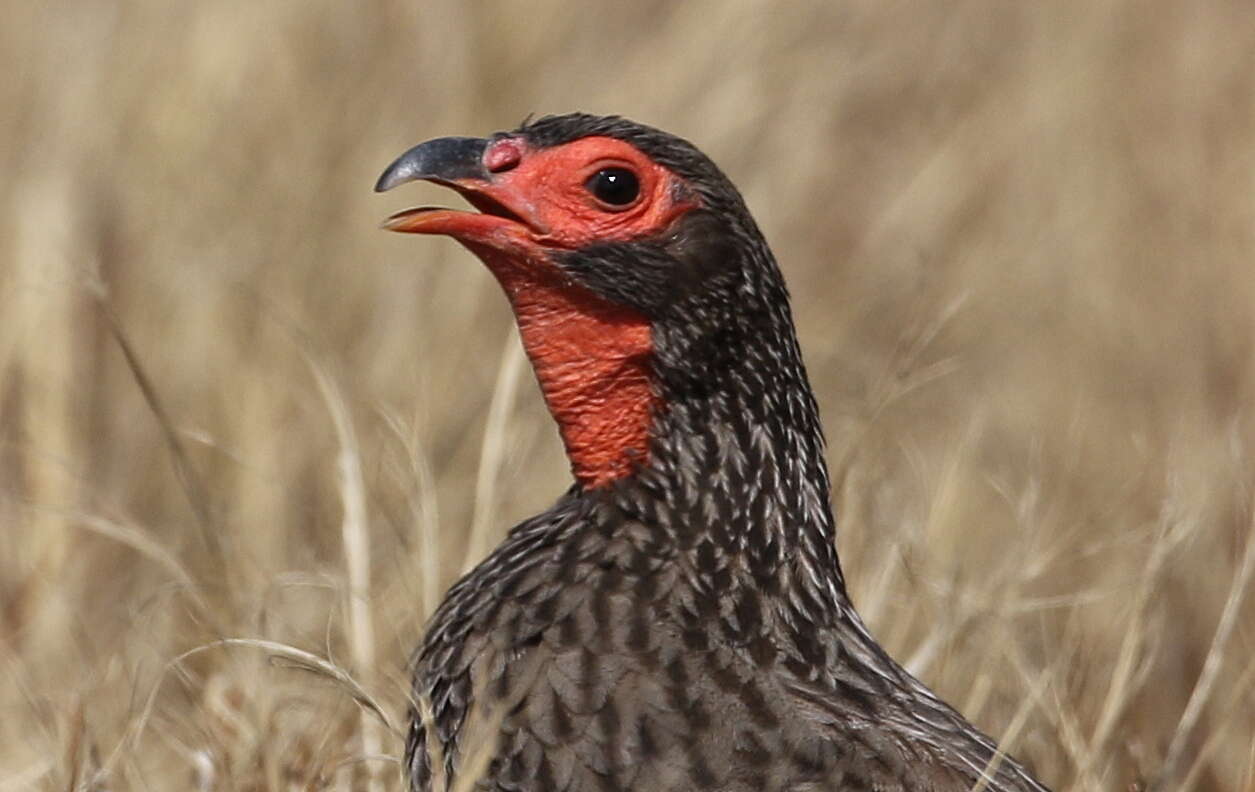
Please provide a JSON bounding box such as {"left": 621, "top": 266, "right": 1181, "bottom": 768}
{"left": 612, "top": 288, "right": 849, "bottom": 610}
{"left": 482, "top": 234, "right": 848, "bottom": 610}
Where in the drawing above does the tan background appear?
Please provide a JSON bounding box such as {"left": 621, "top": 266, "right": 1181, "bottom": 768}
{"left": 4, "top": 2, "right": 1255, "bottom": 790}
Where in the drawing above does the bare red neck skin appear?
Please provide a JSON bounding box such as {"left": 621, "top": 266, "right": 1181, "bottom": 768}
{"left": 468, "top": 244, "right": 657, "bottom": 489}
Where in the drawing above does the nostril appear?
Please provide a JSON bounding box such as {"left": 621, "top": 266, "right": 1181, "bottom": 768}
{"left": 484, "top": 138, "right": 524, "bottom": 173}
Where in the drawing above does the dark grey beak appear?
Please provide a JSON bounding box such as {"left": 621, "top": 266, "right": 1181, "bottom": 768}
{"left": 374, "top": 137, "right": 490, "bottom": 193}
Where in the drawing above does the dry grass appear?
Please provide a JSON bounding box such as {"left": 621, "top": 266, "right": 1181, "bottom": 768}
{"left": 4, "top": 1, "right": 1255, "bottom": 790}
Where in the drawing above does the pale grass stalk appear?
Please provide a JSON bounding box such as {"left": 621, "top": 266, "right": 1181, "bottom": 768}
{"left": 448, "top": 701, "right": 509, "bottom": 792}
{"left": 892, "top": 294, "right": 970, "bottom": 397}
{"left": 438, "top": 653, "right": 546, "bottom": 792}
{"left": 961, "top": 671, "right": 995, "bottom": 724}
{"left": 307, "top": 355, "right": 383, "bottom": 792}
{"left": 1042, "top": 654, "right": 1091, "bottom": 789}
{"left": 113, "top": 637, "right": 398, "bottom": 779}
{"left": 10, "top": 172, "right": 79, "bottom": 657}
{"left": 858, "top": 409, "right": 979, "bottom": 635}
{"left": 151, "top": 723, "right": 214, "bottom": 791}
{"left": 0, "top": 759, "right": 53, "bottom": 792}
{"left": 1243, "top": 739, "right": 1255, "bottom": 792}
{"left": 191, "top": 749, "right": 215, "bottom": 792}
{"left": 987, "top": 465, "right": 1059, "bottom": 585}
{"left": 1005, "top": 590, "right": 1112, "bottom": 613}
{"left": 62, "top": 699, "right": 85, "bottom": 792}
{"left": 903, "top": 538, "right": 1026, "bottom": 681}
{"left": 902, "top": 610, "right": 951, "bottom": 678}
{"left": 48, "top": 507, "right": 210, "bottom": 618}
{"left": 830, "top": 294, "right": 967, "bottom": 500}
{"left": 835, "top": 299, "right": 968, "bottom": 635}
{"left": 380, "top": 407, "right": 443, "bottom": 619}
{"left": 463, "top": 331, "right": 526, "bottom": 572}
{"left": 413, "top": 431, "right": 443, "bottom": 622}
{"left": 410, "top": 684, "right": 505, "bottom": 792}
{"left": 900, "top": 412, "right": 986, "bottom": 676}
{"left": 1153, "top": 505, "right": 1255, "bottom": 791}
{"left": 1080, "top": 509, "right": 1190, "bottom": 781}
{"left": 414, "top": 694, "right": 446, "bottom": 792}
{"left": 4, "top": 655, "right": 74, "bottom": 780}
{"left": 1046, "top": 686, "right": 1091, "bottom": 792}
{"left": 853, "top": 510, "right": 904, "bottom": 633}
{"left": 1178, "top": 650, "right": 1255, "bottom": 792}
{"left": 97, "top": 287, "right": 223, "bottom": 578}
{"left": 903, "top": 565, "right": 995, "bottom": 679}
{"left": 448, "top": 731, "right": 501, "bottom": 792}
{"left": 1004, "top": 628, "right": 1091, "bottom": 790}
{"left": 908, "top": 549, "right": 1056, "bottom": 691}
{"left": 329, "top": 753, "right": 404, "bottom": 776}
{"left": 968, "top": 652, "right": 1052, "bottom": 792}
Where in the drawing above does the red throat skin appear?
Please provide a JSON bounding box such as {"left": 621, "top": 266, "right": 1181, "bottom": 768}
{"left": 469, "top": 244, "right": 657, "bottom": 489}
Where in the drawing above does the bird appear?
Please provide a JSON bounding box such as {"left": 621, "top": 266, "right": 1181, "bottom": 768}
{"left": 375, "top": 113, "right": 1052, "bottom": 792}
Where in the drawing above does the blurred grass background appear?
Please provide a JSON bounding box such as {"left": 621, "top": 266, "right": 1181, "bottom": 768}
{"left": 4, "top": 1, "right": 1255, "bottom": 790}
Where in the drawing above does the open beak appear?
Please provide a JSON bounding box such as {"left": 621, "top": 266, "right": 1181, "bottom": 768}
{"left": 375, "top": 136, "right": 489, "bottom": 192}
{"left": 375, "top": 136, "right": 541, "bottom": 243}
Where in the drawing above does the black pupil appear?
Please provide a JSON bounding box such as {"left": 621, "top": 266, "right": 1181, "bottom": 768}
{"left": 587, "top": 168, "right": 640, "bottom": 206}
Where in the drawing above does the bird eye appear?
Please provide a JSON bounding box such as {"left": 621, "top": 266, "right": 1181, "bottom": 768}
{"left": 585, "top": 168, "right": 640, "bottom": 208}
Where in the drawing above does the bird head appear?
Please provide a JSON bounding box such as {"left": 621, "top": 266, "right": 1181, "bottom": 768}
{"left": 377, "top": 114, "right": 808, "bottom": 492}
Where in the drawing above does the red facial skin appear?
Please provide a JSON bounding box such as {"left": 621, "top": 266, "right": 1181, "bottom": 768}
{"left": 384, "top": 136, "right": 699, "bottom": 488}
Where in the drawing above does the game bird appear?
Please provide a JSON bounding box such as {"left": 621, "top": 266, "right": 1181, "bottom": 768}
{"left": 376, "top": 113, "right": 1051, "bottom": 792}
